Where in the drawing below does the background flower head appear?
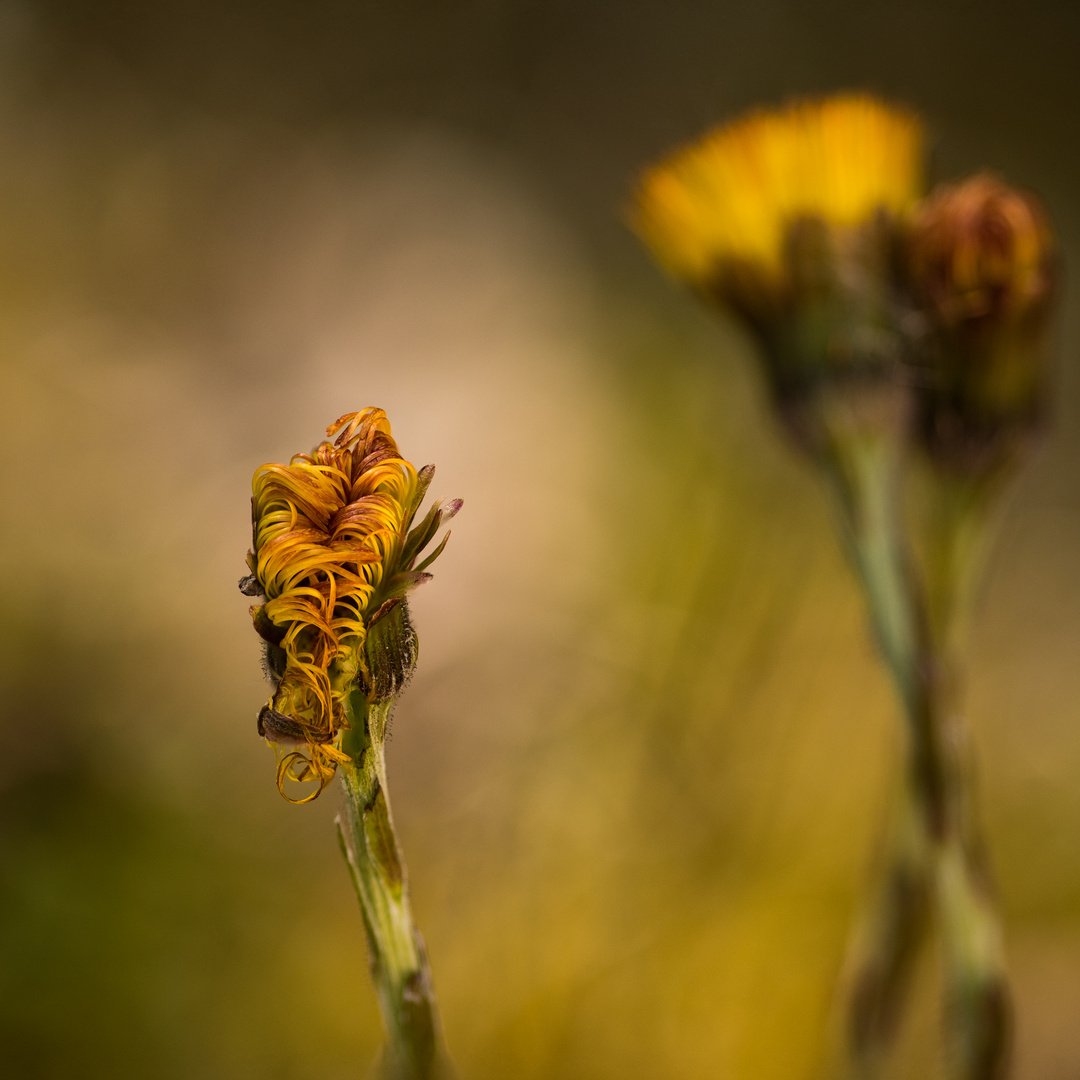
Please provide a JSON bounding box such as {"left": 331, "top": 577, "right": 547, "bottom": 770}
{"left": 632, "top": 94, "right": 923, "bottom": 294}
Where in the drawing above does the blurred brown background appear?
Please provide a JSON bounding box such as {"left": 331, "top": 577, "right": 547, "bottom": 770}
{"left": 1, "top": 1, "right": 1078, "bottom": 1078}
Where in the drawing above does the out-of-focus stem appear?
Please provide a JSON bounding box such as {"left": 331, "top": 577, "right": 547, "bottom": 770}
{"left": 820, "top": 423, "right": 935, "bottom": 1073}
{"left": 824, "top": 427, "right": 920, "bottom": 711}
{"left": 924, "top": 472, "right": 994, "bottom": 672}
{"left": 923, "top": 471, "right": 1011, "bottom": 1080}
{"left": 936, "top": 826, "right": 1010, "bottom": 1080}
{"left": 820, "top": 419, "right": 1010, "bottom": 1080}
{"left": 845, "top": 774, "right": 933, "bottom": 1072}
{"left": 336, "top": 689, "right": 447, "bottom": 1080}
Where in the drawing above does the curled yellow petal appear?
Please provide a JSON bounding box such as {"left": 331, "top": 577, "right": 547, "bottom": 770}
{"left": 248, "top": 408, "right": 420, "bottom": 796}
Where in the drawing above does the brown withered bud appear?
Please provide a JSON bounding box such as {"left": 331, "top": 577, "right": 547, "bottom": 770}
{"left": 905, "top": 174, "right": 1058, "bottom": 476}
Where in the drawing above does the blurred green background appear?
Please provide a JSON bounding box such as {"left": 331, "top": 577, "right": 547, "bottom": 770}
{"left": 1, "top": 1, "right": 1078, "bottom": 1077}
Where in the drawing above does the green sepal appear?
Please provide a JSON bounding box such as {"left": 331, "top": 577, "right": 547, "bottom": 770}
{"left": 412, "top": 530, "right": 451, "bottom": 573}
{"left": 401, "top": 498, "right": 461, "bottom": 570}
{"left": 383, "top": 570, "right": 434, "bottom": 599}
{"left": 401, "top": 500, "right": 444, "bottom": 568}
{"left": 407, "top": 463, "right": 436, "bottom": 519}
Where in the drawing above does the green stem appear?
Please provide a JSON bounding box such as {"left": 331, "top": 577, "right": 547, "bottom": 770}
{"left": 820, "top": 428, "right": 935, "bottom": 1074}
{"left": 336, "top": 689, "right": 447, "bottom": 1080}
{"left": 935, "top": 828, "right": 1010, "bottom": 1080}
{"left": 924, "top": 472, "right": 994, "bottom": 686}
{"left": 845, "top": 776, "right": 933, "bottom": 1073}
{"left": 826, "top": 430, "right": 920, "bottom": 709}
{"left": 820, "top": 424, "right": 1010, "bottom": 1080}
{"left": 923, "top": 471, "right": 1011, "bottom": 1080}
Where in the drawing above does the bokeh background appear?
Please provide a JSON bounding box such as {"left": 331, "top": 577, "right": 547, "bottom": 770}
{"left": 2, "top": 2, "right": 1079, "bottom": 1078}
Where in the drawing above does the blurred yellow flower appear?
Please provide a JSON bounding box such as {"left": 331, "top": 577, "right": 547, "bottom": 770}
{"left": 633, "top": 93, "right": 923, "bottom": 288}
{"left": 245, "top": 408, "right": 459, "bottom": 800}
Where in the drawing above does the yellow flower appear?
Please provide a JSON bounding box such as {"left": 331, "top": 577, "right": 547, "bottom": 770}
{"left": 633, "top": 93, "right": 923, "bottom": 290}
{"left": 243, "top": 408, "right": 459, "bottom": 801}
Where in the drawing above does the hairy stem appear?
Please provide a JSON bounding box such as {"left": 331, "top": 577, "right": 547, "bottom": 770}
{"left": 336, "top": 690, "right": 447, "bottom": 1080}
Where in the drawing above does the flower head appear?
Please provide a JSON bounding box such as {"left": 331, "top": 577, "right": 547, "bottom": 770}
{"left": 243, "top": 408, "right": 459, "bottom": 801}
{"left": 905, "top": 174, "right": 1057, "bottom": 471}
{"left": 633, "top": 94, "right": 923, "bottom": 293}
{"left": 632, "top": 94, "right": 925, "bottom": 451}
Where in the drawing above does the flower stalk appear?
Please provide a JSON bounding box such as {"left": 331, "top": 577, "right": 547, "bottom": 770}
{"left": 243, "top": 409, "right": 459, "bottom": 1079}
{"left": 839, "top": 450, "right": 1010, "bottom": 1080}
{"left": 632, "top": 98, "right": 1058, "bottom": 1080}
{"left": 336, "top": 691, "right": 443, "bottom": 1080}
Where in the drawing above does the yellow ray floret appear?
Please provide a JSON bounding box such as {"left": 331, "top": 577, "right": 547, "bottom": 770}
{"left": 246, "top": 408, "right": 456, "bottom": 801}
{"left": 633, "top": 93, "right": 924, "bottom": 285}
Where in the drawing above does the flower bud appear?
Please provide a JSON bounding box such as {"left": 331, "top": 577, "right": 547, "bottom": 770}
{"left": 905, "top": 174, "right": 1057, "bottom": 474}
{"left": 243, "top": 408, "right": 459, "bottom": 800}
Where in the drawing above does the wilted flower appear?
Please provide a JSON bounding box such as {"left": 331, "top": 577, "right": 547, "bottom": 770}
{"left": 243, "top": 408, "right": 459, "bottom": 801}
{"left": 632, "top": 94, "right": 924, "bottom": 434}
{"left": 905, "top": 174, "right": 1057, "bottom": 473}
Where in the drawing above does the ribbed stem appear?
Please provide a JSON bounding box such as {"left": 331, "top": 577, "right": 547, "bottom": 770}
{"left": 336, "top": 690, "right": 447, "bottom": 1080}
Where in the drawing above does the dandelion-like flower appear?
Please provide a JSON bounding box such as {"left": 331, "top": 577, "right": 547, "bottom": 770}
{"left": 632, "top": 95, "right": 925, "bottom": 433}
{"left": 242, "top": 408, "right": 459, "bottom": 801}
{"left": 633, "top": 93, "right": 923, "bottom": 296}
